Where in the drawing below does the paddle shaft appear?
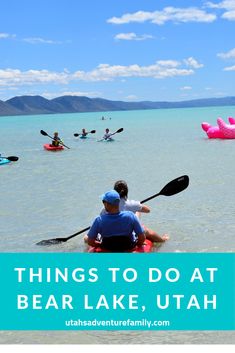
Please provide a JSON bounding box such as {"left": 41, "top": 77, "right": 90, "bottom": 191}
{"left": 36, "top": 175, "right": 189, "bottom": 245}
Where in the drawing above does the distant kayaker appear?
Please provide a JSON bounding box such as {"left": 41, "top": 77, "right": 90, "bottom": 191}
{"left": 85, "top": 190, "right": 146, "bottom": 252}
{"left": 103, "top": 128, "right": 113, "bottom": 140}
{"left": 51, "top": 132, "right": 61, "bottom": 147}
{"left": 81, "top": 128, "right": 88, "bottom": 137}
{"left": 112, "top": 180, "right": 169, "bottom": 243}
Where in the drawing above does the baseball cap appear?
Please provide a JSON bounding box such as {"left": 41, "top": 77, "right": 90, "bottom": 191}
{"left": 101, "top": 190, "right": 120, "bottom": 205}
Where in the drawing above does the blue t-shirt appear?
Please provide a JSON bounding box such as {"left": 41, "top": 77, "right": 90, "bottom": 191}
{"left": 88, "top": 211, "right": 144, "bottom": 242}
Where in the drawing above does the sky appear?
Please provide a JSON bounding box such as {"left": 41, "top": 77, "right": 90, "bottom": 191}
{"left": 0, "top": 0, "right": 235, "bottom": 102}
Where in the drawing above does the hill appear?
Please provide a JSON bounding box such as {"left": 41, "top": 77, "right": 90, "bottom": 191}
{"left": 0, "top": 95, "right": 235, "bottom": 117}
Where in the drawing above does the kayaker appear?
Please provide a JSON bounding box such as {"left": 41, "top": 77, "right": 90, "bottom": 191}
{"left": 103, "top": 128, "right": 113, "bottom": 140}
{"left": 112, "top": 180, "right": 169, "bottom": 243}
{"left": 81, "top": 128, "right": 88, "bottom": 137}
{"left": 86, "top": 190, "right": 146, "bottom": 252}
{"left": 51, "top": 132, "right": 61, "bottom": 147}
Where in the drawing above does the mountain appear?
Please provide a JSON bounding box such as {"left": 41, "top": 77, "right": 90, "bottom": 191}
{"left": 0, "top": 99, "right": 22, "bottom": 116}
{"left": 6, "top": 95, "right": 66, "bottom": 115}
{"left": 1, "top": 95, "right": 235, "bottom": 117}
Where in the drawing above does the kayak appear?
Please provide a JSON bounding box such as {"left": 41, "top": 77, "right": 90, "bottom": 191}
{"left": 98, "top": 137, "right": 114, "bottom": 142}
{"left": 88, "top": 239, "right": 153, "bottom": 253}
{"left": 0, "top": 158, "right": 11, "bottom": 165}
{"left": 80, "top": 135, "right": 88, "bottom": 139}
{"left": 43, "top": 144, "right": 64, "bottom": 151}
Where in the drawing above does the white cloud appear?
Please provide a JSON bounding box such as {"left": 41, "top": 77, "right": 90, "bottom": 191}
{"left": 205, "top": 1, "right": 235, "bottom": 20}
{"left": 184, "top": 57, "right": 204, "bottom": 68}
{"left": 23, "top": 37, "right": 61, "bottom": 44}
{"left": 0, "top": 68, "right": 70, "bottom": 87}
{"left": 180, "top": 86, "right": 192, "bottom": 90}
{"left": 0, "top": 58, "right": 203, "bottom": 88}
{"left": 125, "top": 95, "right": 139, "bottom": 100}
{"left": 217, "top": 48, "right": 235, "bottom": 59}
{"left": 41, "top": 91, "right": 102, "bottom": 99}
{"left": 0, "top": 32, "right": 16, "bottom": 39}
{"left": 114, "top": 32, "right": 154, "bottom": 41}
{"left": 107, "top": 7, "right": 216, "bottom": 25}
{"left": 223, "top": 65, "right": 235, "bottom": 71}
{"left": 73, "top": 61, "right": 195, "bottom": 81}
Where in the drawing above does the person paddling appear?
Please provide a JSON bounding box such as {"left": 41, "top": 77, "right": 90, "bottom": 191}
{"left": 112, "top": 180, "right": 169, "bottom": 243}
{"left": 51, "top": 132, "right": 61, "bottom": 147}
{"left": 103, "top": 128, "right": 113, "bottom": 140}
{"left": 81, "top": 128, "right": 88, "bottom": 137}
{"left": 86, "top": 190, "right": 146, "bottom": 252}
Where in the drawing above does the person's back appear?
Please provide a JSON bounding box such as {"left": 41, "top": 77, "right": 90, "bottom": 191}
{"left": 87, "top": 190, "right": 145, "bottom": 252}
{"left": 113, "top": 180, "right": 169, "bottom": 243}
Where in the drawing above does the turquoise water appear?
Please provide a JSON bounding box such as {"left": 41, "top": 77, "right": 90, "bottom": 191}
{"left": 1, "top": 107, "right": 235, "bottom": 345}
{"left": 1, "top": 106, "right": 235, "bottom": 253}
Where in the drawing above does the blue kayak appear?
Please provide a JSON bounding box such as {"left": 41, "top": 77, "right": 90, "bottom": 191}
{"left": 98, "top": 137, "right": 114, "bottom": 142}
{"left": 0, "top": 158, "right": 11, "bottom": 165}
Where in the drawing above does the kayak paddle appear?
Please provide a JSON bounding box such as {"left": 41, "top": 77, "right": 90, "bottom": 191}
{"left": 141, "top": 175, "right": 189, "bottom": 203}
{"left": 74, "top": 130, "right": 96, "bottom": 137}
{"left": 40, "top": 130, "right": 70, "bottom": 149}
{"left": 98, "top": 127, "right": 123, "bottom": 142}
{"left": 0, "top": 156, "right": 19, "bottom": 162}
{"left": 36, "top": 175, "right": 189, "bottom": 246}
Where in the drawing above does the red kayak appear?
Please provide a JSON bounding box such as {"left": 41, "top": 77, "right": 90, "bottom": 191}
{"left": 88, "top": 239, "right": 153, "bottom": 253}
{"left": 43, "top": 144, "right": 64, "bottom": 151}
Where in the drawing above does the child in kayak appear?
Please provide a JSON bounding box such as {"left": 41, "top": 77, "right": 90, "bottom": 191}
{"left": 112, "top": 180, "right": 169, "bottom": 243}
{"left": 103, "top": 128, "right": 113, "bottom": 140}
{"left": 81, "top": 128, "right": 88, "bottom": 137}
{"left": 51, "top": 132, "right": 61, "bottom": 147}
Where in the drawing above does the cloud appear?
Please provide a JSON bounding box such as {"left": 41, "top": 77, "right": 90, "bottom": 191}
{"left": 73, "top": 61, "right": 195, "bottom": 81}
{"left": 180, "top": 86, "right": 192, "bottom": 91}
{"left": 184, "top": 57, "right": 204, "bottom": 68}
{"left": 205, "top": 1, "right": 235, "bottom": 20}
{"left": 107, "top": 7, "right": 216, "bottom": 25}
{"left": 41, "top": 91, "right": 102, "bottom": 99}
{"left": 0, "top": 32, "right": 16, "bottom": 39}
{"left": 125, "top": 95, "right": 139, "bottom": 100}
{"left": 0, "top": 58, "right": 203, "bottom": 88}
{"left": 223, "top": 65, "right": 235, "bottom": 71}
{"left": 0, "top": 68, "right": 70, "bottom": 87}
{"left": 23, "top": 37, "right": 62, "bottom": 44}
{"left": 114, "top": 32, "right": 154, "bottom": 41}
{"left": 217, "top": 48, "right": 235, "bottom": 59}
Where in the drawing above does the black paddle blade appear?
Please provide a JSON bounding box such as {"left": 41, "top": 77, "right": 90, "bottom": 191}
{"left": 36, "top": 238, "right": 67, "bottom": 246}
{"left": 90, "top": 130, "right": 96, "bottom": 133}
{"left": 141, "top": 175, "right": 189, "bottom": 203}
{"left": 159, "top": 175, "right": 189, "bottom": 196}
{"left": 40, "top": 130, "right": 48, "bottom": 136}
{"left": 116, "top": 128, "right": 123, "bottom": 133}
{"left": 74, "top": 133, "right": 79, "bottom": 137}
{"left": 6, "top": 156, "right": 19, "bottom": 161}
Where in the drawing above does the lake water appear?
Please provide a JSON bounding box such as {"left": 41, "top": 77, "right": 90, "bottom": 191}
{"left": 0, "top": 106, "right": 235, "bottom": 344}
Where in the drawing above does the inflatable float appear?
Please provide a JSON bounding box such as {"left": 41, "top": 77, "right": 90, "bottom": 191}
{"left": 201, "top": 117, "right": 235, "bottom": 139}
{"left": 217, "top": 117, "right": 235, "bottom": 139}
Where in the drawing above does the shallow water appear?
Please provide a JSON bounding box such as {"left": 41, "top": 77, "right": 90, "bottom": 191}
{"left": 0, "top": 106, "right": 235, "bottom": 344}
{"left": 1, "top": 106, "right": 235, "bottom": 253}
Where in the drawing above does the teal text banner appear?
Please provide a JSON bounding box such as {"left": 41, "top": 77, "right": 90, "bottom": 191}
{"left": 0, "top": 253, "right": 234, "bottom": 330}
